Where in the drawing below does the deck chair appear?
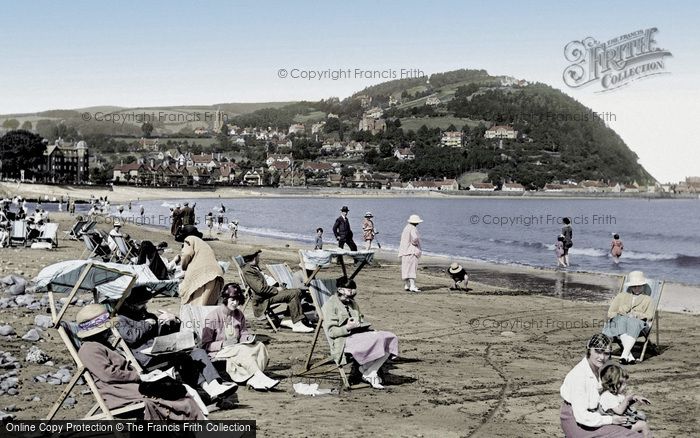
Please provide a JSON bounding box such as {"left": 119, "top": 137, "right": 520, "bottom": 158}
{"left": 110, "top": 234, "right": 136, "bottom": 264}
{"left": 36, "top": 222, "right": 59, "bottom": 248}
{"left": 298, "top": 278, "right": 368, "bottom": 390}
{"left": 267, "top": 263, "right": 305, "bottom": 289}
{"left": 81, "top": 232, "right": 112, "bottom": 261}
{"left": 66, "top": 219, "right": 88, "bottom": 239}
{"left": 610, "top": 275, "right": 664, "bottom": 362}
{"left": 45, "top": 321, "right": 145, "bottom": 420}
{"left": 8, "top": 220, "right": 28, "bottom": 247}
{"left": 179, "top": 304, "right": 226, "bottom": 365}
{"left": 232, "top": 255, "right": 279, "bottom": 332}
{"left": 44, "top": 263, "right": 146, "bottom": 420}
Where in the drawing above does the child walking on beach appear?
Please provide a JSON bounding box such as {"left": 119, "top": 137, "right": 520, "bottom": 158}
{"left": 555, "top": 235, "right": 567, "bottom": 267}
{"left": 599, "top": 362, "right": 653, "bottom": 437}
{"left": 610, "top": 233, "right": 624, "bottom": 264}
{"left": 314, "top": 228, "right": 324, "bottom": 250}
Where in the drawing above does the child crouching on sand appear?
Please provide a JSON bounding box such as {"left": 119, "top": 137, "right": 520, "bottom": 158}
{"left": 599, "top": 362, "right": 653, "bottom": 437}
{"left": 447, "top": 263, "right": 468, "bottom": 290}
{"left": 555, "top": 235, "right": 567, "bottom": 267}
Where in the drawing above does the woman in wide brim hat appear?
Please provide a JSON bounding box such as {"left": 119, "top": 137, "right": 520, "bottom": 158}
{"left": 75, "top": 304, "right": 206, "bottom": 420}
{"left": 398, "top": 214, "right": 423, "bottom": 292}
{"left": 602, "top": 271, "right": 654, "bottom": 364}
{"left": 362, "top": 211, "right": 376, "bottom": 250}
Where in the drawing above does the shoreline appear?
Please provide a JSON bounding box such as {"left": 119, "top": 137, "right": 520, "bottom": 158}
{"left": 135, "top": 219, "right": 700, "bottom": 315}
{"left": 2, "top": 181, "right": 697, "bottom": 204}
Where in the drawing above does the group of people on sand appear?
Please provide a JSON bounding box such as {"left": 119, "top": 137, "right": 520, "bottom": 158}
{"left": 71, "top": 216, "right": 402, "bottom": 420}
{"left": 555, "top": 217, "right": 626, "bottom": 268}
{"left": 560, "top": 270, "right": 656, "bottom": 437}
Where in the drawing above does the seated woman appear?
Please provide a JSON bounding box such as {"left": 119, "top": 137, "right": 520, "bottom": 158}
{"left": 201, "top": 283, "right": 279, "bottom": 390}
{"left": 76, "top": 303, "right": 206, "bottom": 420}
{"left": 322, "top": 277, "right": 399, "bottom": 389}
{"left": 560, "top": 334, "right": 638, "bottom": 437}
{"left": 602, "top": 271, "right": 655, "bottom": 364}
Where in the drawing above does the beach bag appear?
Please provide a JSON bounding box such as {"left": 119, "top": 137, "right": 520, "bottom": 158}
{"left": 139, "top": 377, "right": 187, "bottom": 400}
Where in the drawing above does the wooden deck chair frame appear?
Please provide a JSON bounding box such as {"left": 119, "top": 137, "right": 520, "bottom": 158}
{"left": 66, "top": 219, "right": 88, "bottom": 240}
{"left": 610, "top": 275, "right": 664, "bottom": 363}
{"left": 9, "top": 220, "right": 28, "bottom": 247}
{"left": 110, "top": 234, "right": 135, "bottom": 264}
{"left": 297, "top": 278, "right": 369, "bottom": 390}
{"left": 232, "top": 255, "right": 279, "bottom": 332}
{"left": 45, "top": 262, "right": 145, "bottom": 420}
{"left": 36, "top": 222, "right": 59, "bottom": 248}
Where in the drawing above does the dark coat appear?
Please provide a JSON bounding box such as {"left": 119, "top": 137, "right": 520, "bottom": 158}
{"left": 333, "top": 215, "right": 353, "bottom": 241}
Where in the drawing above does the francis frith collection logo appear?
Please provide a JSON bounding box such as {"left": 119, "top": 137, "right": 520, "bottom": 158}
{"left": 563, "top": 28, "right": 672, "bottom": 92}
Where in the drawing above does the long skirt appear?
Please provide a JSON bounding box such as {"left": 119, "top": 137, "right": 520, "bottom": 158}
{"left": 400, "top": 255, "right": 419, "bottom": 280}
{"left": 560, "top": 401, "right": 638, "bottom": 437}
{"left": 602, "top": 315, "right": 649, "bottom": 339}
{"left": 144, "top": 396, "right": 206, "bottom": 421}
{"left": 214, "top": 342, "right": 269, "bottom": 383}
{"left": 183, "top": 277, "right": 223, "bottom": 306}
{"left": 345, "top": 331, "right": 399, "bottom": 365}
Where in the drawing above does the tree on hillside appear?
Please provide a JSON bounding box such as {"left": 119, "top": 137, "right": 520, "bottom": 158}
{"left": 0, "top": 130, "right": 45, "bottom": 179}
{"left": 2, "top": 119, "right": 19, "bottom": 130}
{"left": 141, "top": 122, "right": 154, "bottom": 137}
{"left": 20, "top": 121, "right": 33, "bottom": 131}
{"left": 35, "top": 120, "right": 57, "bottom": 140}
{"left": 216, "top": 123, "right": 231, "bottom": 150}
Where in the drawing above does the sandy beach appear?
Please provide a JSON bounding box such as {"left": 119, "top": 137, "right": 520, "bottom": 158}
{"left": 1, "top": 213, "right": 699, "bottom": 437}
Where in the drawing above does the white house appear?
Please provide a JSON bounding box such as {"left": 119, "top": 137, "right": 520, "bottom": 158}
{"left": 441, "top": 131, "right": 463, "bottom": 148}
{"left": 394, "top": 148, "right": 415, "bottom": 160}
{"left": 485, "top": 125, "right": 517, "bottom": 139}
{"left": 502, "top": 182, "right": 525, "bottom": 192}
{"left": 469, "top": 183, "right": 495, "bottom": 191}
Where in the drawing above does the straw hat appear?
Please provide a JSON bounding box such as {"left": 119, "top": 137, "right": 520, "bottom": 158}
{"left": 449, "top": 263, "right": 463, "bottom": 274}
{"left": 626, "top": 271, "right": 648, "bottom": 287}
{"left": 407, "top": 214, "right": 423, "bottom": 224}
{"left": 113, "top": 220, "right": 122, "bottom": 227}
{"left": 76, "top": 304, "right": 112, "bottom": 338}
{"left": 364, "top": 211, "right": 373, "bottom": 218}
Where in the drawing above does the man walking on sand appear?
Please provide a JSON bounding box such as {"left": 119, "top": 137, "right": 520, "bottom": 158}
{"left": 333, "top": 206, "right": 357, "bottom": 251}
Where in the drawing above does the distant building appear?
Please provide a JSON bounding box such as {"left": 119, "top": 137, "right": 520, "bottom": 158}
{"left": 485, "top": 125, "right": 517, "bottom": 139}
{"left": 394, "top": 148, "right": 415, "bottom": 160}
{"left": 358, "top": 117, "right": 386, "bottom": 134}
{"left": 441, "top": 131, "right": 463, "bottom": 148}
{"left": 469, "top": 183, "right": 495, "bottom": 191}
{"left": 502, "top": 183, "right": 526, "bottom": 192}
{"left": 243, "top": 170, "right": 263, "bottom": 186}
{"left": 41, "top": 139, "right": 90, "bottom": 184}
{"left": 265, "top": 153, "right": 292, "bottom": 167}
{"left": 288, "top": 124, "right": 305, "bottom": 135}
{"left": 311, "top": 121, "right": 326, "bottom": 135}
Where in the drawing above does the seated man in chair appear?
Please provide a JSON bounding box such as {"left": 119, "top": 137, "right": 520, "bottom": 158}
{"left": 241, "top": 249, "right": 314, "bottom": 333}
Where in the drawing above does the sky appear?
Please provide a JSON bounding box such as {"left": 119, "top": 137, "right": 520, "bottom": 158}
{"left": 0, "top": 0, "right": 698, "bottom": 183}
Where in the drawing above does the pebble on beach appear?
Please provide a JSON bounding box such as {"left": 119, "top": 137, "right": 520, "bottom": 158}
{"left": 22, "top": 328, "right": 42, "bottom": 342}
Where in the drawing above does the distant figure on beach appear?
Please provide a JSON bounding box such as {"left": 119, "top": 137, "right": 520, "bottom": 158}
{"left": 448, "top": 263, "right": 469, "bottom": 291}
{"left": 228, "top": 220, "right": 238, "bottom": 240}
{"left": 216, "top": 204, "right": 225, "bottom": 233}
{"left": 362, "top": 212, "right": 376, "bottom": 250}
{"left": 610, "top": 233, "right": 624, "bottom": 264}
{"left": 598, "top": 362, "right": 653, "bottom": 437}
{"left": 399, "top": 214, "right": 423, "bottom": 293}
{"left": 561, "top": 217, "right": 573, "bottom": 266}
{"left": 118, "top": 205, "right": 124, "bottom": 216}
{"left": 139, "top": 205, "right": 145, "bottom": 220}
{"left": 58, "top": 199, "right": 63, "bottom": 212}
{"left": 69, "top": 199, "right": 76, "bottom": 215}
{"left": 560, "top": 334, "right": 637, "bottom": 436}
{"left": 333, "top": 206, "right": 357, "bottom": 251}
{"left": 128, "top": 201, "right": 132, "bottom": 211}
{"left": 205, "top": 212, "right": 214, "bottom": 237}
{"left": 602, "top": 271, "right": 654, "bottom": 365}
{"left": 314, "top": 227, "right": 324, "bottom": 250}
{"left": 171, "top": 203, "right": 182, "bottom": 236}
{"left": 555, "top": 235, "right": 567, "bottom": 267}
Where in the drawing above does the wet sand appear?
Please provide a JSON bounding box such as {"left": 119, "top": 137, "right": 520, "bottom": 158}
{"left": 1, "top": 213, "right": 699, "bottom": 437}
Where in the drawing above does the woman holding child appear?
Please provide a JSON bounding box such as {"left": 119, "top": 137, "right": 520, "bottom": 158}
{"left": 560, "top": 334, "right": 646, "bottom": 437}
{"left": 201, "top": 284, "right": 279, "bottom": 390}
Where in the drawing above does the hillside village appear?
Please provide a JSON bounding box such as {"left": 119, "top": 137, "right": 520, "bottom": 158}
{"left": 1, "top": 70, "right": 697, "bottom": 193}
